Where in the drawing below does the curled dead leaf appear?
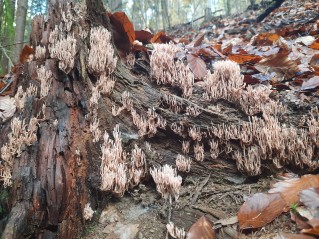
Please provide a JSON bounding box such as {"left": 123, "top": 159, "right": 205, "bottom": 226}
{"left": 20, "top": 45, "right": 35, "bottom": 64}
{"left": 150, "top": 31, "right": 174, "bottom": 44}
{"left": 135, "top": 30, "right": 153, "bottom": 45}
{"left": 108, "top": 12, "right": 135, "bottom": 55}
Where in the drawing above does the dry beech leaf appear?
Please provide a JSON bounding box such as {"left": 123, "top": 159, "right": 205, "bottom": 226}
{"left": 195, "top": 46, "right": 219, "bottom": 59}
{"left": 269, "top": 174, "right": 319, "bottom": 208}
{"left": 295, "top": 36, "right": 316, "bottom": 46}
{"left": 228, "top": 54, "right": 262, "bottom": 64}
{"left": 109, "top": 12, "right": 135, "bottom": 44}
{"left": 302, "top": 218, "right": 319, "bottom": 236}
{"left": 187, "top": 54, "right": 207, "bottom": 79}
{"left": 186, "top": 215, "right": 215, "bottom": 239}
{"left": 150, "top": 31, "right": 174, "bottom": 44}
{"left": 277, "top": 232, "right": 316, "bottom": 239}
{"left": 0, "top": 95, "right": 16, "bottom": 121}
{"left": 188, "top": 31, "right": 205, "bottom": 48}
{"left": 238, "top": 192, "right": 286, "bottom": 229}
{"left": 310, "top": 54, "right": 319, "bottom": 72}
{"left": 135, "top": 30, "right": 153, "bottom": 44}
{"left": 212, "top": 44, "right": 222, "bottom": 53}
{"left": 256, "top": 53, "right": 299, "bottom": 79}
{"left": 309, "top": 39, "right": 319, "bottom": 50}
{"left": 20, "top": 45, "right": 35, "bottom": 64}
{"left": 300, "top": 187, "right": 319, "bottom": 210}
{"left": 243, "top": 75, "right": 261, "bottom": 84}
{"left": 252, "top": 33, "right": 280, "bottom": 46}
{"left": 107, "top": 11, "right": 135, "bottom": 54}
{"left": 301, "top": 76, "right": 319, "bottom": 91}
{"left": 290, "top": 210, "right": 312, "bottom": 230}
{"left": 295, "top": 207, "right": 315, "bottom": 221}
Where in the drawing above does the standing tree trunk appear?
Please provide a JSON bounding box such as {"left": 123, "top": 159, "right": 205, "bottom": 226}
{"left": 12, "top": 0, "right": 28, "bottom": 64}
{"left": 108, "top": 0, "right": 122, "bottom": 12}
{"left": 224, "top": 0, "right": 231, "bottom": 16}
{"left": 1, "top": 0, "right": 15, "bottom": 73}
{"left": 161, "top": 0, "right": 170, "bottom": 29}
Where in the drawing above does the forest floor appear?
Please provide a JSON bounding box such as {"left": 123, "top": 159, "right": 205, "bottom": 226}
{"left": 80, "top": 0, "right": 319, "bottom": 238}
{"left": 80, "top": 175, "right": 284, "bottom": 239}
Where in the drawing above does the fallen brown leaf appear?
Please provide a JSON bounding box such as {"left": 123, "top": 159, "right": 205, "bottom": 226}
{"left": 302, "top": 218, "right": 319, "bottom": 236}
{"left": 269, "top": 175, "right": 319, "bottom": 209}
{"left": 300, "top": 187, "right": 319, "bottom": 210}
{"left": 150, "top": 31, "right": 174, "bottom": 44}
{"left": 187, "top": 54, "right": 207, "bottom": 79}
{"left": 228, "top": 54, "right": 262, "bottom": 64}
{"left": 135, "top": 30, "right": 153, "bottom": 45}
{"left": 186, "top": 215, "right": 215, "bottom": 239}
{"left": 238, "top": 192, "right": 286, "bottom": 229}
{"left": 278, "top": 232, "right": 316, "bottom": 239}
{"left": 301, "top": 76, "right": 319, "bottom": 91}
{"left": 107, "top": 12, "right": 135, "bottom": 55}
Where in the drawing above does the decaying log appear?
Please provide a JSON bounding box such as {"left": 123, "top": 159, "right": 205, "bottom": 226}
{"left": 1, "top": 0, "right": 313, "bottom": 238}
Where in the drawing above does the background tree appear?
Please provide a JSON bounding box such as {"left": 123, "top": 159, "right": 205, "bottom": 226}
{"left": 0, "top": 0, "right": 15, "bottom": 74}
{"left": 12, "top": 0, "right": 28, "bottom": 64}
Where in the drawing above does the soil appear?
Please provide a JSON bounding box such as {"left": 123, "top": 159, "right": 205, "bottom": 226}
{"left": 79, "top": 158, "right": 300, "bottom": 239}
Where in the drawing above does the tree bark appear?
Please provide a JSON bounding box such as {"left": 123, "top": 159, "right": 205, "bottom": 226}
{"left": 12, "top": 0, "right": 28, "bottom": 64}
{"left": 1, "top": 1, "right": 111, "bottom": 238}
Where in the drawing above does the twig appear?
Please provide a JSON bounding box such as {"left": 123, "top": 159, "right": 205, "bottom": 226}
{"left": 0, "top": 78, "right": 14, "bottom": 95}
{"left": 0, "top": 41, "right": 29, "bottom": 48}
{"left": 192, "top": 205, "right": 227, "bottom": 219}
{"left": 190, "top": 173, "right": 210, "bottom": 205}
{"left": 168, "top": 194, "right": 172, "bottom": 223}
{"left": 0, "top": 44, "right": 13, "bottom": 69}
{"left": 174, "top": 9, "right": 223, "bottom": 27}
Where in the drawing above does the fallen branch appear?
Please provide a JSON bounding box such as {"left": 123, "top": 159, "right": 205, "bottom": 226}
{"left": 256, "top": 0, "right": 286, "bottom": 23}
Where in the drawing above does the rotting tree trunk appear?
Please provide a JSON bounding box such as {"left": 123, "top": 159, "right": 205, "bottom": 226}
{"left": 2, "top": 0, "right": 311, "bottom": 238}
{"left": 0, "top": 1, "right": 111, "bottom": 238}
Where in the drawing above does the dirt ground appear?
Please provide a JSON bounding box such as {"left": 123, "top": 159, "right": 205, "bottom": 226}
{"left": 79, "top": 163, "right": 300, "bottom": 239}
